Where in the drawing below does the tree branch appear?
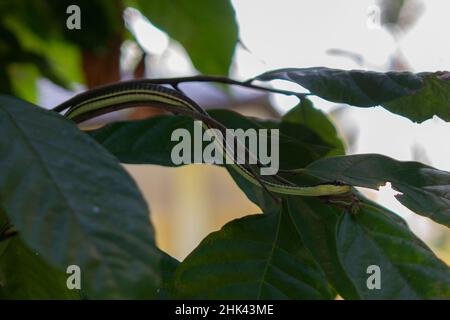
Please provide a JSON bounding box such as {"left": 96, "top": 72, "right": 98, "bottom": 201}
{"left": 139, "top": 75, "right": 310, "bottom": 98}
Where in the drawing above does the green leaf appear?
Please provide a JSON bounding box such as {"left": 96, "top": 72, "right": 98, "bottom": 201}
{"left": 0, "top": 95, "right": 162, "bottom": 299}
{"left": 0, "top": 236, "right": 80, "bottom": 299}
{"left": 215, "top": 110, "right": 336, "bottom": 169}
{"left": 337, "top": 203, "right": 450, "bottom": 299}
{"left": 136, "top": 0, "right": 238, "bottom": 75}
{"left": 0, "top": 20, "right": 71, "bottom": 94}
{"left": 173, "top": 204, "right": 334, "bottom": 299}
{"left": 282, "top": 98, "right": 345, "bottom": 155}
{"left": 0, "top": 206, "right": 10, "bottom": 234}
{"left": 45, "top": 41, "right": 84, "bottom": 85}
{"left": 286, "top": 197, "right": 360, "bottom": 299}
{"left": 303, "top": 154, "right": 450, "bottom": 227}
{"left": 225, "top": 167, "right": 280, "bottom": 214}
{"left": 256, "top": 67, "right": 450, "bottom": 123}
{"left": 156, "top": 250, "right": 180, "bottom": 299}
{"left": 286, "top": 195, "right": 450, "bottom": 299}
{"left": 384, "top": 74, "right": 450, "bottom": 123}
{"left": 89, "top": 115, "right": 192, "bottom": 167}
{"left": 0, "top": 69, "right": 13, "bottom": 97}
{"left": 7, "top": 63, "right": 39, "bottom": 102}
{"left": 7, "top": 17, "right": 85, "bottom": 85}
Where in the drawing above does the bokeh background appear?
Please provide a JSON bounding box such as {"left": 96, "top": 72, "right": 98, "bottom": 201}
{"left": 1, "top": 0, "right": 449, "bottom": 262}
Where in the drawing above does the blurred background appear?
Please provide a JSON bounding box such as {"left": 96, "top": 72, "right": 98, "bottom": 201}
{"left": 1, "top": 0, "right": 449, "bottom": 262}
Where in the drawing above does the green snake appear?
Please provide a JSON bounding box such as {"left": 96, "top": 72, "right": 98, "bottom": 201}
{"left": 53, "top": 80, "right": 350, "bottom": 197}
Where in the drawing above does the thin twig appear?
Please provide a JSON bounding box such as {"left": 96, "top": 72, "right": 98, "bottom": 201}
{"left": 141, "top": 75, "right": 309, "bottom": 98}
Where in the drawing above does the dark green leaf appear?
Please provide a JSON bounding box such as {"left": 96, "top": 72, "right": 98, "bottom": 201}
{"left": 225, "top": 167, "right": 279, "bottom": 214}
{"left": 0, "top": 95, "right": 162, "bottom": 299}
{"left": 282, "top": 98, "right": 345, "bottom": 155}
{"left": 0, "top": 69, "right": 13, "bottom": 97}
{"left": 256, "top": 67, "right": 450, "bottom": 123}
{"left": 337, "top": 203, "right": 450, "bottom": 299}
{"left": 173, "top": 205, "right": 334, "bottom": 299}
{"left": 286, "top": 197, "right": 360, "bottom": 299}
{"left": 384, "top": 74, "right": 450, "bottom": 123}
{"left": 156, "top": 250, "right": 180, "bottom": 299}
{"left": 211, "top": 110, "right": 335, "bottom": 175}
{"left": 89, "top": 115, "right": 192, "bottom": 166}
{"left": 0, "top": 236, "right": 80, "bottom": 299}
{"left": 0, "top": 205, "right": 10, "bottom": 234}
{"left": 136, "top": 0, "right": 238, "bottom": 75}
{"left": 303, "top": 154, "right": 450, "bottom": 227}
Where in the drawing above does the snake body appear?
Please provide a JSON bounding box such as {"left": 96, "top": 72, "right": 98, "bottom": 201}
{"left": 54, "top": 81, "right": 350, "bottom": 196}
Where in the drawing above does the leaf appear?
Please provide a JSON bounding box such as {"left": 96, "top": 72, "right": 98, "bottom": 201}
{"left": 0, "top": 21, "right": 71, "bottom": 94}
{"left": 45, "top": 41, "right": 84, "bottom": 85}
{"left": 217, "top": 109, "right": 336, "bottom": 168}
{"left": 8, "top": 64, "right": 39, "bottom": 102}
{"left": 1, "top": 195, "right": 78, "bottom": 300}
{"left": 1, "top": 1, "right": 55, "bottom": 41}
{"left": 225, "top": 167, "right": 280, "bottom": 214}
{"left": 286, "top": 195, "right": 450, "bottom": 299}
{"left": 385, "top": 74, "right": 450, "bottom": 123}
{"left": 156, "top": 250, "right": 180, "bottom": 299}
{"left": 0, "top": 95, "right": 162, "bottom": 299}
{"left": 282, "top": 98, "right": 345, "bottom": 155}
{"left": 89, "top": 115, "right": 192, "bottom": 167}
{"left": 0, "top": 69, "right": 13, "bottom": 97}
{"left": 173, "top": 204, "right": 334, "bottom": 299}
{"left": 0, "top": 236, "right": 80, "bottom": 299}
{"left": 286, "top": 197, "right": 360, "bottom": 299}
{"left": 303, "top": 154, "right": 450, "bottom": 227}
{"left": 255, "top": 67, "right": 450, "bottom": 123}
{"left": 337, "top": 203, "right": 450, "bottom": 299}
{"left": 0, "top": 206, "right": 10, "bottom": 234}
{"left": 136, "top": 0, "right": 238, "bottom": 75}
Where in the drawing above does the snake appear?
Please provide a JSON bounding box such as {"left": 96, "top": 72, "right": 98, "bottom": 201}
{"left": 53, "top": 80, "right": 351, "bottom": 197}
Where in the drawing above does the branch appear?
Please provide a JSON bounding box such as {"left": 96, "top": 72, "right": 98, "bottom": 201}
{"left": 140, "top": 75, "right": 310, "bottom": 98}
{"left": 52, "top": 75, "right": 310, "bottom": 113}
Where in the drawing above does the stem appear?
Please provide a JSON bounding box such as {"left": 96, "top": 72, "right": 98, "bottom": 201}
{"left": 52, "top": 75, "right": 309, "bottom": 113}
{"left": 140, "top": 75, "right": 310, "bottom": 98}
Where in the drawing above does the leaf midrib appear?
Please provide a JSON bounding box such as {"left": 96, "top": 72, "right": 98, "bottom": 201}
{"left": 256, "top": 212, "right": 282, "bottom": 299}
